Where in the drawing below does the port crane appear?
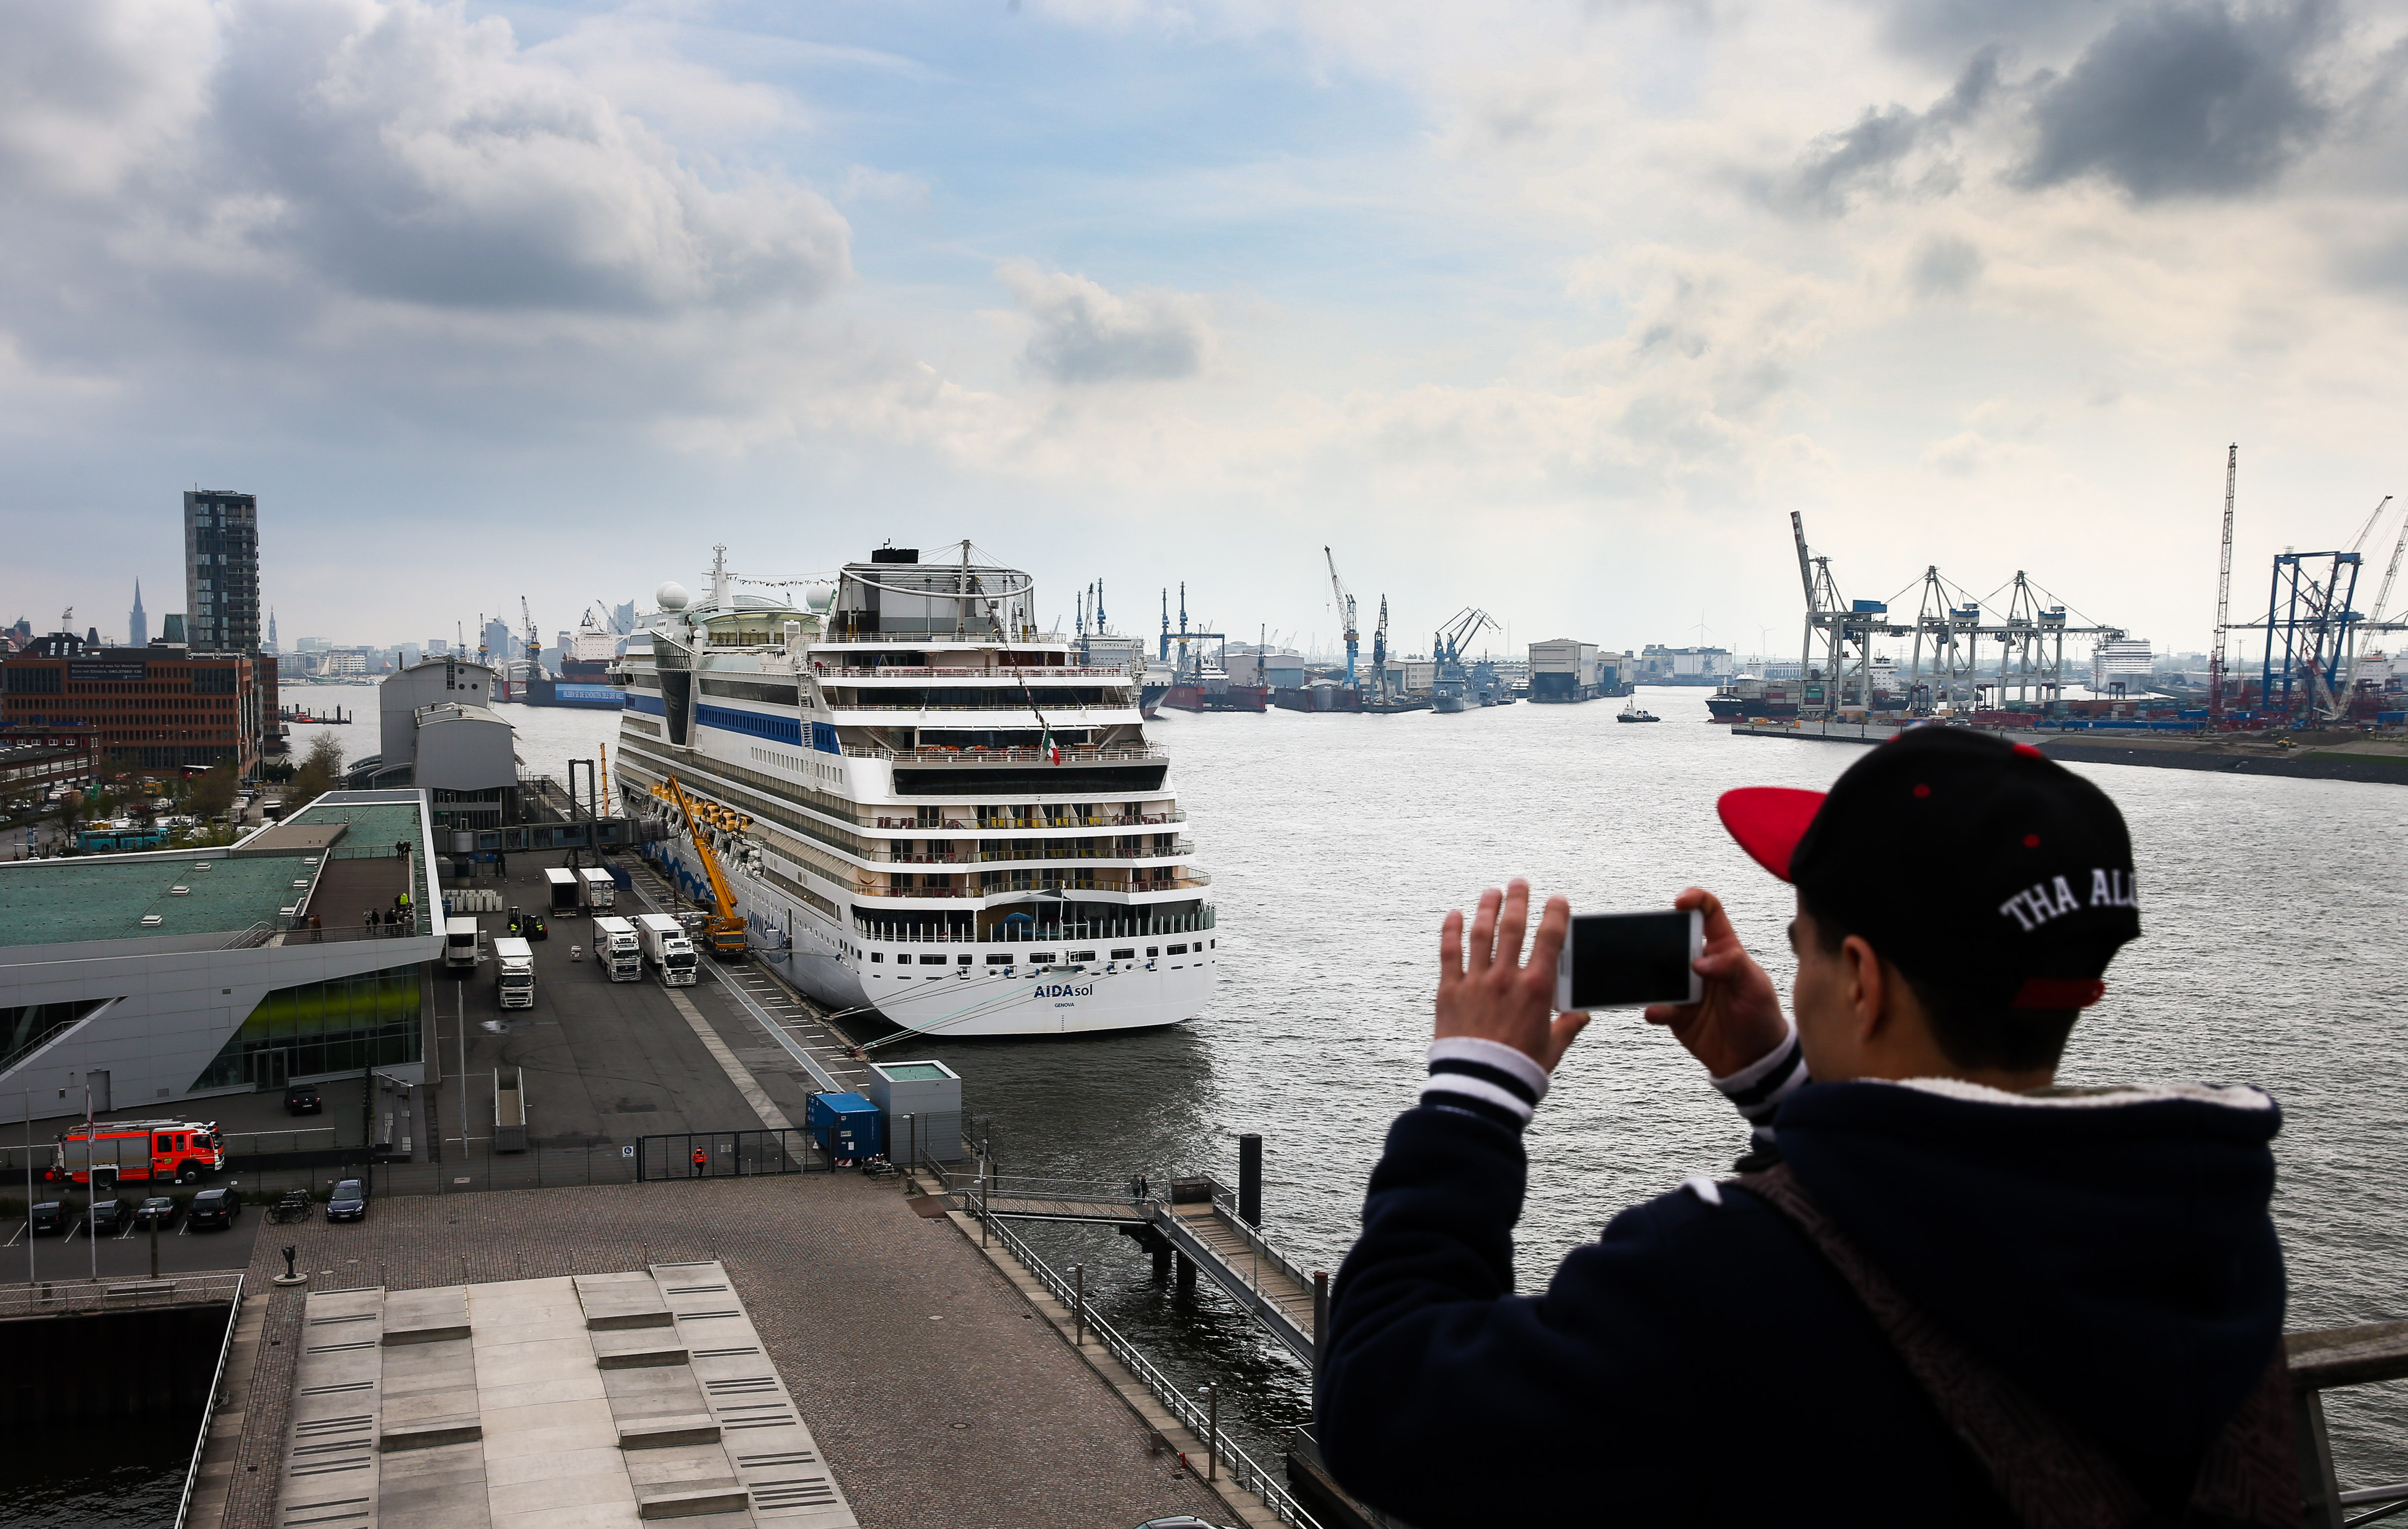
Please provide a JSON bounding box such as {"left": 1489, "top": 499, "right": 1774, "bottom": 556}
{"left": 2208, "top": 445, "right": 2237, "bottom": 720}
{"left": 1433, "top": 608, "right": 1498, "bottom": 670}
{"left": 1372, "top": 595, "right": 1390, "bottom": 699}
{"left": 1324, "top": 547, "right": 1360, "bottom": 688}
{"left": 652, "top": 775, "right": 749, "bottom": 959}
{"left": 2330, "top": 495, "right": 2398, "bottom": 713}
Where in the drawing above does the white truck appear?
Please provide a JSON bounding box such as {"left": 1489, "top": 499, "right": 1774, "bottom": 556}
{"left": 443, "top": 916, "right": 483, "bottom": 973}
{"left": 579, "top": 866, "right": 617, "bottom": 910}
{"left": 634, "top": 912, "right": 698, "bottom": 987}
{"left": 544, "top": 866, "right": 582, "bottom": 918}
{"left": 591, "top": 915, "right": 644, "bottom": 982}
{"left": 493, "top": 935, "right": 536, "bottom": 1008}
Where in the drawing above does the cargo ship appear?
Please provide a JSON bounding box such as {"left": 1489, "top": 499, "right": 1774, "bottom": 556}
{"left": 522, "top": 613, "right": 625, "bottom": 709}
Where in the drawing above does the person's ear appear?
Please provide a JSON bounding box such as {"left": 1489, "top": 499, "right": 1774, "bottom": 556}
{"left": 1840, "top": 934, "right": 1887, "bottom": 1045}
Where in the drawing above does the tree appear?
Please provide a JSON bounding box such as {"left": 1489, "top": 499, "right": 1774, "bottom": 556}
{"left": 189, "top": 761, "right": 237, "bottom": 823}
{"left": 289, "top": 730, "right": 345, "bottom": 810}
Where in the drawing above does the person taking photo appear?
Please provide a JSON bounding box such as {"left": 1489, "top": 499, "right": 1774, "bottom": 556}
{"left": 1316, "top": 728, "right": 2294, "bottom": 1526}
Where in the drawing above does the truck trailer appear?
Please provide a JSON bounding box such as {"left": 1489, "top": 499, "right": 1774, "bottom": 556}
{"left": 443, "top": 916, "right": 483, "bottom": 973}
{"left": 493, "top": 935, "right": 536, "bottom": 1008}
{"left": 578, "top": 866, "right": 616, "bottom": 910}
{"left": 634, "top": 912, "right": 698, "bottom": 987}
{"left": 544, "top": 867, "right": 582, "bottom": 917}
{"left": 591, "top": 915, "right": 643, "bottom": 981}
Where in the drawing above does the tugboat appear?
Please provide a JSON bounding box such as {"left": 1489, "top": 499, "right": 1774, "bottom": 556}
{"left": 1617, "top": 697, "right": 1660, "bottom": 723}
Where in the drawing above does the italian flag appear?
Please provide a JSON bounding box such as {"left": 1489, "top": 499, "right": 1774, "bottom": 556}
{"left": 1042, "top": 725, "right": 1061, "bottom": 765}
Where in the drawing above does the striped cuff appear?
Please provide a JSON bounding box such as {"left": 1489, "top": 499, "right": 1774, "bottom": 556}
{"left": 1422, "top": 1037, "right": 1552, "bottom": 1133}
{"left": 1712, "top": 1022, "right": 1808, "bottom": 1152}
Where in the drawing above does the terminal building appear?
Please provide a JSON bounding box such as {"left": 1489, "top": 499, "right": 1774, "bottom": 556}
{"left": 0, "top": 626, "right": 264, "bottom": 774}
{"left": 0, "top": 790, "right": 438, "bottom": 1125}
{"left": 351, "top": 657, "right": 521, "bottom": 832}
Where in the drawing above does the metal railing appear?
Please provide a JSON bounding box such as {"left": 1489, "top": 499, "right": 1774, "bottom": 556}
{"left": 840, "top": 745, "right": 1167, "bottom": 765}
{"left": 872, "top": 812, "right": 1186, "bottom": 829}
{"left": 0, "top": 1269, "right": 244, "bottom": 1319}
{"left": 0, "top": 1017, "right": 84, "bottom": 1078}
{"left": 853, "top": 908, "right": 1217, "bottom": 944}
{"left": 852, "top": 872, "right": 1211, "bottom": 899}
{"left": 818, "top": 666, "right": 1136, "bottom": 680}
{"left": 978, "top": 1210, "right": 1326, "bottom": 1529}
{"left": 867, "top": 842, "right": 1193, "bottom": 865}
{"left": 174, "top": 1272, "right": 247, "bottom": 1529}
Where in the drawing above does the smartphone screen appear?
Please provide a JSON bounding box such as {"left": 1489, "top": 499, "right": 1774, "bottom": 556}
{"left": 1562, "top": 910, "right": 1700, "bottom": 1010}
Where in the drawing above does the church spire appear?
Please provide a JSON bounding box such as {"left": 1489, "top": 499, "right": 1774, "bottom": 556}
{"left": 129, "top": 578, "right": 148, "bottom": 647}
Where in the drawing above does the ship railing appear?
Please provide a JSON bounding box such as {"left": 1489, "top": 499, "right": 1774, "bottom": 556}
{"left": 871, "top": 811, "right": 1184, "bottom": 830}
{"left": 812, "top": 631, "right": 1072, "bottom": 645}
{"left": 825, "top": 704, "right": 1137, "bottom": 716}
{"left": 815, "top": 665, "right": 1136, "bottom": 680}
{"left": 839, "top": 745, "right": 1167, "bottom": 764}
{"left": 854, "top": 872, "right": 1211, "bottom": 898}
{"left": 852, "top": 908, "right": 1217, "bottom": 944}
{"left": 867, "top": 843, "right": 1193, "bottom": 865}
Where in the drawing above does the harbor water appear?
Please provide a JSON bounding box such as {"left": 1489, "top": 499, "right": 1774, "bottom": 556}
{"left": 293, "top": 682, "right": 2408, "bottom": 1484}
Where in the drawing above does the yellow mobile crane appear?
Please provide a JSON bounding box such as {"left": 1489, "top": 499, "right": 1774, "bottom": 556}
{"left": 653, "top": 775, "right": 749, "bottom": 959}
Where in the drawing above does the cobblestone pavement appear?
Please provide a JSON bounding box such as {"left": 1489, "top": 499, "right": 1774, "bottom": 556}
{"left": 228, "top": 1173, "right": 1231, "bottom": 1529}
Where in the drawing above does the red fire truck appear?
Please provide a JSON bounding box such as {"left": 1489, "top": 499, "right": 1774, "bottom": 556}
{"left": 53, "top": 1120, "right": 225, "bottom": 1185}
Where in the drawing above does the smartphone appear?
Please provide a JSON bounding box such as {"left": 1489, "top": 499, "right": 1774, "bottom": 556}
{"left": 1556, "top": 909, "right": 1704, "bottom": 1011}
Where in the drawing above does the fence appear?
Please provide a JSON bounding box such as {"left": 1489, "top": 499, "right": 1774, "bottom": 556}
{"left": 979, "top": 1210, "right": 1326, "bottom": 1529}
{"left": 633, "top": 1129, "right": 831, "bottom": 1182}
{"left": 229, "top": 1144, "right": 640, "bottom": 1198}
{"left": 0, "top": 1269, "right": 243, "bottom": 1320}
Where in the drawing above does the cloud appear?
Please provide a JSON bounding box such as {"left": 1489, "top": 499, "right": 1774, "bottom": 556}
{"left": 1908, "top": 232, "right": 1984, "bottom": 294}
{"left": 1764, "top": 47, "right": 2000, "bottom": 215}
{"left": 999, "top": 262, "right": 1213, "bottom": 383}
{"left": 2016, "top": 0, "right": 2336, "bottom": 200}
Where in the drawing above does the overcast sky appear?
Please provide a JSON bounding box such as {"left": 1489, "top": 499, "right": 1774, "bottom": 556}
{"left": 4, "top": 0, "right": 2407, "bottom": 660}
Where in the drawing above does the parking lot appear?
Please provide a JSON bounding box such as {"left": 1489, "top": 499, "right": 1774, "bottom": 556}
{"left": 0, "top": 1196, "right": 262, "bottom": 1281}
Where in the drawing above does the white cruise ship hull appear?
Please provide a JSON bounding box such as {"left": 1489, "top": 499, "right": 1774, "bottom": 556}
{"left": 645, "top": 831, "right": 1217, "bottom": 1038}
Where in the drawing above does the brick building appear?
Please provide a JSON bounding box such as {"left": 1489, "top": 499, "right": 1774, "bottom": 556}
{"left": 0, "top": 631, "right": 260, "bottom": 774}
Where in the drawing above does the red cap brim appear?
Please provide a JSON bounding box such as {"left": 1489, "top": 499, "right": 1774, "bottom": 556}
{"left": 1718, "top": 787, "right": 1826, "bottom": 882}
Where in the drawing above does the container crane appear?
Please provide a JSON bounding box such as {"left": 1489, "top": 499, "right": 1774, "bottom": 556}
{"left": 1324, "top": 547, "right": 1360, "bottom": 687}
{"left": 2209, "top": 445, "right": 2237, "bottom": 721}
{"left": 519, "top": 597, "right": 541, "bottom": 666}
{"left": 654, "top": 775, "right": 749, "bottom": 958}
{"left": 2332, "top": 495, "right": 2398, "bottom": 713}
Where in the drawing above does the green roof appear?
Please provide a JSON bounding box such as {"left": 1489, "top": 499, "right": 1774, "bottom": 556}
{"left": 0, "top": 791, "right": 432, "bottom": 951}
{"left": 0, "top": 852, "right": 315, "bottom": 947}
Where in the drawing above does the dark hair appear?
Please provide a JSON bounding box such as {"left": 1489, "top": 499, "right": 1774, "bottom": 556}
{"left": 1799, "top": 893, "right": 2077, "bottom": 1073}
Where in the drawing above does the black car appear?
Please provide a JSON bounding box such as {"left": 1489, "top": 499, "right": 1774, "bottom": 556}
{"left": 27, "top": 1201, "right": 66, "bottom": 1235}
{"left": 132, "top": 1196, "right": 178, "bottom": 1230}
{"left": 284, "top": 1082, "right": 323, "bottom": 1115}
{"left": 326, "top": 1179, "right": 367, "bottom": 1223}
{"left": 88, "top": 1197, "right": 130, "bottom": 1235}
{"left": 186, "top": 1188, "right": 242, "bottom": 1229}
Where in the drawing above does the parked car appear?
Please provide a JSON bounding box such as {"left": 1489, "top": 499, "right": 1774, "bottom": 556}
{"left": 132, "top": 1196, "right": 179, "bottom": 1230}
{"left": 27, "top": 1201, "right": 66, "bottom": 1235}
{"left": 284, "top": 1082, "right": 323, "bottom": 1116}
{"left": 325, "top": 1180, "right": 367, "bottom": 1223}
{"left": 88, "top": 1197, "right": 130, "bottom": 1235}
{"left": 186, "top": 1188, "right": 242, "bottom": 1229}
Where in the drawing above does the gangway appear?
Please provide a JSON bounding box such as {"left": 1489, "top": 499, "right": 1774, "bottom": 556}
{"left": 934, "top": 1168, "right": 1324, "bottom": 1368}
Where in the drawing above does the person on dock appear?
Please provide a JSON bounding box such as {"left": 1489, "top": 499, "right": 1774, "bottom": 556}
{"left": 1317, "top": 729, "right": 2293, "bottom": 1527}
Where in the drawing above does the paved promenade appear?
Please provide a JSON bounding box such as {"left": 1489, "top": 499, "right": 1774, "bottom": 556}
{"left": 211, "top": 1173, "right": 1232, "bottom": 1529}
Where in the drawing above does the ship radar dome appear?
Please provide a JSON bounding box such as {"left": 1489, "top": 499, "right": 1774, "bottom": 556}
{"left": 656, "top": 581, "right": 691, "bottom": 612}
{"left": 802, "top": 581, "right": 834, "bottom": 614}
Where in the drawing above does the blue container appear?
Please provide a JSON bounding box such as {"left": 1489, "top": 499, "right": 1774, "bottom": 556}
{"left": 2380, "top": 712, "right": 2406, "bottom": 726}
{"left": 806, "top": 1092, "right": 884, "bottom": 1161}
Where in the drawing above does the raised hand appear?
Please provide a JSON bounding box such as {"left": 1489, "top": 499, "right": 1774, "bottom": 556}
{"left": 1436, "top": 880, "right": 1592, "bottom": 1072}
{"left": 1641, "top": 887, "right": 1788, "bottom": 1077}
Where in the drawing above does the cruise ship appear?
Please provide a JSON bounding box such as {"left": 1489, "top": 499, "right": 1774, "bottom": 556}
{"left": 610, "top": 545, "right": 1218, "bottom": 1038}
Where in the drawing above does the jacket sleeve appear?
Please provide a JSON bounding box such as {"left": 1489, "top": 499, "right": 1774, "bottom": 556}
{"left": 1315, "top": 1102, "right": 1733, "bottom": 1527}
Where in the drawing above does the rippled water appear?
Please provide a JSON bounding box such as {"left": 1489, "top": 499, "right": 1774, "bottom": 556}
{"left": 297, "top": 682, "right": 2408, "bottom": 1483}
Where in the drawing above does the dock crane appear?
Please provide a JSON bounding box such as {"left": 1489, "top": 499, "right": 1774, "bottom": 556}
{"left": 2330, "top": 495, "right": 2399, "bottom": 716}
{"left": 1372, "top": 595, "right": 1390, "bottom": 699}
{"left": 652, "top": 775, "right": 749, "bottom": 959}
{"left": 2209, "top": 446, "right": 2237, "bottom": 720}
{"left": 1324, "top": 547, "right": 1360, "bottom": 687}
{"left": 519, "top": 597, "right": 541, "bottom": 668}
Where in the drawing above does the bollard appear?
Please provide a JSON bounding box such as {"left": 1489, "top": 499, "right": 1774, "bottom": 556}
{"left": 1237, "top": 1133, "right": 1262, "bottom": 1227}
{"left": 1073, "top": 1263, "right": 1085, "bottom": 1346}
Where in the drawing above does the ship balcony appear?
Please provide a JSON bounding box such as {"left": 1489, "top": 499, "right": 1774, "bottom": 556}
{"left": 812, "top": 665, "right": 1136, "bottom": 681}
{"left": 850, "top": 870, "right": 1211, "bottom": 899}
{"left": 866, "top": 840, "right": 1193, "bottom": 864}
{"left": 823, "top": 703, "right": 1138, "bottom": 717}
{"left": 840, "top": 743, "right": 1165, "bottom": 764}
{"left": 871, "top": 809, "right": 1185, "bottom": 830}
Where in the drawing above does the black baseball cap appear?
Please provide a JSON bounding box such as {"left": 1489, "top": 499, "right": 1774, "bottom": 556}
{"left": 1718, "top": 728, "right": 2140, "bottom": 1009}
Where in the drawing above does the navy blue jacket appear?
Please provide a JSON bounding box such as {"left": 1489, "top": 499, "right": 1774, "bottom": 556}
{"left": 1317, "top": 1078, "right": 2286, "bottom": 1526}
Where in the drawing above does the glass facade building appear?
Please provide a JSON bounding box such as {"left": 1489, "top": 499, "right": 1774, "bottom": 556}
{"left": 190, "top": 965, "right": 423, "bottom": 1090}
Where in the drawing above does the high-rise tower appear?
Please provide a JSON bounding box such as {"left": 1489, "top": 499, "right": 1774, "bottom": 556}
{"left": 129, "top": 580, "right": 148, "bottom": 647}
{"left": 183, "top": 489, "right": 261, "bottom": 654}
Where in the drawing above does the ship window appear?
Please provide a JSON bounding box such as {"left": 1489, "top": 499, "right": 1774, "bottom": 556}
{"left": 870, "top": 952, "right": 883, "bottom": 963}
{"left": 1030, "top": 952, "right": 1056, "bottom": 963}
{"left": 1145, "top": 947, "right": 1159, "bottom": 958}
{"left": 918, "top": 954, "right": 945, "bottom": 966}
{"left": 958, "top": 955, "right": 973, "bottom": 966}
{"left": 1167, "top": 944, "right": 1188, "bottom": 955}
{"left": 986, "top": 954, "right": 1012, "bottom": 965}
{"left": 1110, "top": 949, "right": 1135, "bottom": 961}
{"left": 1209, "top": 939, "right": 1216, "bottom": 949}
{"left": 1069, "top": 951, "right": 1095, "bottom": 962}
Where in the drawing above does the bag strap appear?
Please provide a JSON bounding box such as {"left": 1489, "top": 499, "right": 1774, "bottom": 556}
{"left": 1732, "top": 1163, "right": 2298, "bottom": 1529}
